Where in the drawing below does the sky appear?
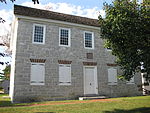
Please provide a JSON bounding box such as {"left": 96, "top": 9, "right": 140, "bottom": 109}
{"left": 0, "top": 0, "right": 113, "bottom": 73}
{"left": 0, "top": 0, "right": 114, "bottom": 36}
{"left": 0, "top": 0, "right": 113, "bottom": 11}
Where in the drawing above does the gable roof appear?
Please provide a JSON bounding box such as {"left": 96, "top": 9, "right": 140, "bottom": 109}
{"left": 14, "top": 5, "right": 100, "bottom": 27}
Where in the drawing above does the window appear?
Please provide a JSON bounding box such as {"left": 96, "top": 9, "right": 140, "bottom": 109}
{"left": 30, "top": 63, "right": 45, "bottom": 85}
{"left": 33, "top": 24, "right": 46, "bottom": 44}
{"left": 59, "top": 28, "right": 70, "bottom": 47}
{"left": 59, "top": 64, "right": 71, "bottom": 85}
{"left": 127, "top": 77, "right": 134, "bottom": 84}
{"left": 84, "top": 31, "right": 94, "bottom": 49}
{"left": 108, "top": 68, "right": 117, "bottom": 85}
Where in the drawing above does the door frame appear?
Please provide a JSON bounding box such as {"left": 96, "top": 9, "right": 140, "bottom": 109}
{"left": 83, "top": 66, "right": 98, "bottom": 95}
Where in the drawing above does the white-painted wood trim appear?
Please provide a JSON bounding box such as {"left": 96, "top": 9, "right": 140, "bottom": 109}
{"left": 59, "top": 27, "right": 71, "bottom": 47}
{"left": 84, "top": 31, "right": 94, "bottom": 49}
{"left": 9, "top": 18, "right": 18, "bottom": 100}
{"left": 30, "top": 63, "right": 45, "bottom": 85}
{"left": 15, "top": 15, "right": 100, "bottom": 30}
{"left": 32, "top": 24, "right": 46, "bottom": 44}
{"left": 83, "top": 66, "right": 98, "bottom": 95}
{"left": 59, "top": 64, "right": 71, "bottom": 85}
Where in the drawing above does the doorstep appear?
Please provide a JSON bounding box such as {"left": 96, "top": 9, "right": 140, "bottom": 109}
{"left": 79, "top": 96, "right": 107, "bottom": 100}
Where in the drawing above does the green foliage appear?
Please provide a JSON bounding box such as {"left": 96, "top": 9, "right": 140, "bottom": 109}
{"left": 0, "top": 74, "right": 5, "bottom": 81}
{"left": 143, "top": 0, "right": 150, "bottom": 5}
{"left": 2, "top": 65, "right": 10, "bottom": 80}
{"left": 3, "top": 65, "right": 10, "bottom": 75}
{"left": 99, "top": 0, "right": 150, "bottom": 80}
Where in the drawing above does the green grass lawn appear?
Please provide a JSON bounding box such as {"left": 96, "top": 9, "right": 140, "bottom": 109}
{"left": 0, "top": 94, "right": 150, "bottom": 113}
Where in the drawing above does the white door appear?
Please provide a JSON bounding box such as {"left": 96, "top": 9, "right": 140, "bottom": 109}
{"left": 84, "top": 66, "right": 98, "bottom": 95}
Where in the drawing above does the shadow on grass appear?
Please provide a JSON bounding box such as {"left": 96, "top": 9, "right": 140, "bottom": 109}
{"left": 0, "top": 101, "right": 12, "bottom": 107}
{"left": 35, "top": 112, "right": 55, "bottom": 113}
{"left": 104, "top": 107, "right": 150, "bottom": 113}
{"left": 0, "top": 101, "right": 31, "bottom": 107}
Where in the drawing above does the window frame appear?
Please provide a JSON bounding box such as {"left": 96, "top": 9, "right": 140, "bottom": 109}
{"left": 30, "top": 62, "right": 45, "bottom": 85}
{"left": 84, "top": 31, "right": 94, "bottom": 49}
{"left": 59, "top": 64, "right": 71, "bottom": 85}
{"left": 59, "top": 27, "right": 71, "bottom": 47}
{"left": 32, "top": 24, "right": 46, "bottom": 44}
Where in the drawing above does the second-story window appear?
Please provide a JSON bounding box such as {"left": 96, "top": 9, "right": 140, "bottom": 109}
{"left": 33, "top": 24, "right": 46, "bottom": 44}
{"left": 59, "top": 28, "right": 71, "bottom": 47}
{"left": 84, "top": 31, "right": 94, "bottom": 49}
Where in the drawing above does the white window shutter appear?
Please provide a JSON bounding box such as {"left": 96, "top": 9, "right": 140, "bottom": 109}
{"left": 31, "top": 63, "right": 45, "bottom": 85}
{"left": 59, "top": 64, "right": 71, "bottom": 85}
{"left": 31, "top": 64, "right": 37, "bottom": 83}
{"left": 59, "top": 65, "right": 66, "bottom": 83}
{"left": 108, "top": 68, "right": 117, "bottom": 85}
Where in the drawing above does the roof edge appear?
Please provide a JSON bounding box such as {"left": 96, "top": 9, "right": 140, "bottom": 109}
{"left": 14, "top": 4, "right": 100, "bottom": 27}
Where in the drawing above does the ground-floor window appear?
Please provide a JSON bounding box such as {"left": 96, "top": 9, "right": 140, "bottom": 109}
{"left": 126, "top": 77, "right": 134, "bottom": 84}
{"left": 30, "top": 63, "right": 45, "bottom": 85}
{"left": 59, "top": 64, "right": 71, "bottom": 85}
{"left": 108, "top": 67, "right": 117, "bottom": 85}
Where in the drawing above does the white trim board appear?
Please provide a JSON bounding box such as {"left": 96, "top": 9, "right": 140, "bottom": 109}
{"left": 59, "top": 27, "right": 71, "bottom": 47}
{"left": 32, "top": 24, "right": 46, "bottom": 45}
{"left": 84, "top": 31, "right": 94, "bottom": 49}
{"left": 15, "top": 15, "right": 100, "bottom": 30}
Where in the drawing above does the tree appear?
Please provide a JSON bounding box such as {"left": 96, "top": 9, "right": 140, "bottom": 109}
{"left": 0, "top": 0, "right": 39, "bottom": 4}
{"left": 0, "top": 65, "right": 10, "bottom": 81}
{"left": 2, "top": 65, "right": 10, "bottom": 80}
{"left": 99, "top": 0, "right": 150, "bottom": 80}
{"left": 0, "top": 0, "right": 39, "bottom": 79}
{"left": 0, "top": 31, "right": 11, "bottom": 65}
{"left": 0, "top": 0, "right": 40, "bottom": 63}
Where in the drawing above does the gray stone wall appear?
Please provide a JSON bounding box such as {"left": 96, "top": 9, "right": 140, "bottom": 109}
{"left": 11, "top": 18, "right": 142, "bottom": 103}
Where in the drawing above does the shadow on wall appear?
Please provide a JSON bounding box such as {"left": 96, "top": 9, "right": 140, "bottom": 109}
{"left": 104, "top": 107, "right": 150, "bottom": 113}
